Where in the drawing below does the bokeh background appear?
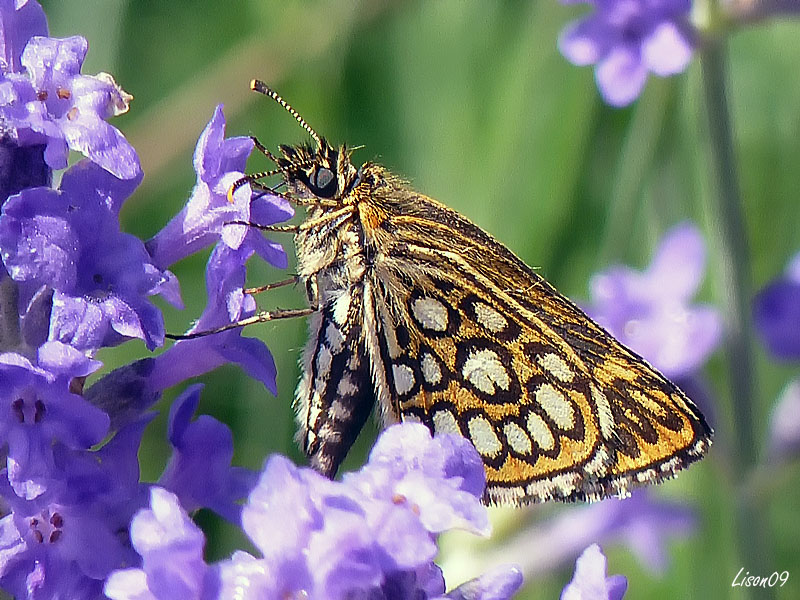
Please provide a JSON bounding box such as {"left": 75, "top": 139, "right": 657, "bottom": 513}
{"left": 40, "top": 1, "right": 799, "bottom": 598}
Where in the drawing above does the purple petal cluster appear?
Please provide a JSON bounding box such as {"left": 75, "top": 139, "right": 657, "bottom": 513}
{"left": 561, "top": 544, "right": 627, "bottom": 600}
{"left": 0, "top": 34, "right": 140, "bottom": 178}
{"left": 753, "top": 251, "right": 800, "bottom": 360}
{"left": 558, "top": 0, "right": 695, "bottom": 106}
{"left": 585, "top": 222, "right": 722, "bottom": 380}
{"left": 106, "top": 423, "right": 523, "bottom": 600}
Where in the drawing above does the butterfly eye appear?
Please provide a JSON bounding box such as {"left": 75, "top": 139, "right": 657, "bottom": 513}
{"left": 308, "top": 166, "right": 337, "bottom": 198}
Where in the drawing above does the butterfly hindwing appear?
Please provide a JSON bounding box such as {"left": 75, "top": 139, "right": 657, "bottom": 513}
{"left": 294, "top": 287, "right": 374, "bottom": 477}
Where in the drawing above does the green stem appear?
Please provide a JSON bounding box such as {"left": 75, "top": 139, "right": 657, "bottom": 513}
{"left": 700, "top": 37, "right": 773, "bottom": 600}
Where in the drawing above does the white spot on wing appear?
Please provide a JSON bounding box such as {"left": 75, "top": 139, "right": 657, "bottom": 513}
{"left": 330, "top": 399, "right": 351, "bottom": 420}
{"left": 411, "top": 297, "right": 448, "bottom": 332}
{"left": 433, "top": 409, "right": 460, "bottom": 435}
{"left": 420, "top": 353, "right": 442, "bottom": 385}
{"left": 468, "top": 415, "right": 502, "bottom": 457}
{"left": 536, "top": 384, "right": 574, "bottom": 430}
{"left": 473, "top": 302, "right": 508, "bottom": 332}
{"left": 337, "top": 374, "right": 358, "bottom": 397}
{"left": 526, "top": 411, "right": 555, "bottom": 450}
{"left": 392, "top": 364, "right": 415, "bottom": 396}
{"left": 332, "top": 291, "right": 351, "bottom": 326}
{"left": 462, "top": 349, "right": 510, "bottom": 394}
{"left": 591, "top": 384, "right": 615, "bottom": 439}
{"left": 325, "top": 322, "right": 345, "bottom": 353}
{"left": 536, "top": 353, "right": 574, "bottom": 382}
{"left": 504, "top": 422, "right": 532, "bottom": 454}
{"left": 317, "top": 345, "right": 333, "bottom": 378}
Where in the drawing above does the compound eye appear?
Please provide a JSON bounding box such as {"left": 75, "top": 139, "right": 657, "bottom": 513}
{"left": 309, "top": 166, "right": 337, "bottom": 197}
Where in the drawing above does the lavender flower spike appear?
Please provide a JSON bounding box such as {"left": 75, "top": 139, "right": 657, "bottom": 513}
{"left": 558, "top": 0, "right": 695, "bottom": 106}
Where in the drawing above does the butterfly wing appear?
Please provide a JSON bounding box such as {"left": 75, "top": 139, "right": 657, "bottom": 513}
{"left": 359, "top": 188, "right": 711, "bottom": 505}
{"left": 295, "top": 286, "right": 376, "bottom": 478}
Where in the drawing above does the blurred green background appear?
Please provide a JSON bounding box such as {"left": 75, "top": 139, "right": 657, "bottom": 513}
{"left": 40, "top": 1, "right": 800, "bottom": 598}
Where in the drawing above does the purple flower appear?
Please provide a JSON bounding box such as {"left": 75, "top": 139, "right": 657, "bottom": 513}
{"left": 146, "top": 105, "right": 292, "bottom": 270}
{"left": 104, "top": 487, "right": 219, "bottom": 600}
{"left": 346, "top": 422, "right": 490, "bottom": 535}
{"left": 151, "top": 242, "right": 279, "bottom": 394}
{"left": 753, "top": 251, "right": 800, "bottom": 360}
{"left": 561, "top": 544, "right": 627, "bottom": 600}
{"left": 585, "top": 222, "right": 722, "bottom": 379}
{"left": 466, "top": 490, "right": 695, "bottom": 579}
{"left": 0, "top": 0, "right": 48, "bottom": 74}
{"left": 0, "top": 416, "right": 151, "bottom": 598}
{"left": 0, "top": 342, "right": 107, "bottom": 500}
{"left": 0, "top": 159, "right": 181, "bottom": 351}
{"left": 158, "top": 385, "right": 257, "bottom": 523}
{"left": 440, "top": 565, "right": 523, "bottom": 600}
{"left": 558, "top": 0, "right": 695, "bottom": 106}
{"left": 767, "top": 378, "right": 800, "bottom": 462}
{"left": 0, "top": 34, "right": 140, "bottom": 178}
{"left": 107, "top": 423, "right": 519, "bottom": 600}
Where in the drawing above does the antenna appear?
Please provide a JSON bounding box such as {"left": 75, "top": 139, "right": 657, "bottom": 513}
{"left": 250, "top": 79, "right": 322, "bottom": 148}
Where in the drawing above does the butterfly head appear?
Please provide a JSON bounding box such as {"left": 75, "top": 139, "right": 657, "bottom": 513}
{"left": 277, "top": 139, "right": 359, "bottom": 204}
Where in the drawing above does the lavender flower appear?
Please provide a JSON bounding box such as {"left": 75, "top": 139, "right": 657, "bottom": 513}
{"left": 104, "top": 487, "right": 219, "bottom": 600}
{"left": 558, "top": 0, "right": 695, "bottom": 106}
{"left": 158, "top": 385, "right": 257, "bottom": 523}
{"left": 0, "top": 159, "right": 181, "bottom": 351}
{"left": 145, "top": 104, "right": 292, "bottom": 270}
{"left": 561, "top": 544, "right": 627, "bottom": 600}
{"left": 0, "top": 416, "right": 151, "bottom": 598}
{"left": 585, "top": 222, "right": 722, "bottom": 380}
{"left": 106, "top": 423, "right": 524, "bottom": 600}
{"left": 0, "top": 342, "right": 107, "bottom": 500}
{"left": 753, "top": 251, "right": 800, "bottom": 360}
{"left": 0, "top": 34, "right": 140, "bottom": 178}
{"left": 148, "top": 241, "right": 281, "bottom": 394}
{"left": 0, "top": 0, "right": 47, "bottom": 74}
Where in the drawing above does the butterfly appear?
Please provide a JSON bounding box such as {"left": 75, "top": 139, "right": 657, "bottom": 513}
{"left": 226, "top": 80, "right": 711, "bottom": 505}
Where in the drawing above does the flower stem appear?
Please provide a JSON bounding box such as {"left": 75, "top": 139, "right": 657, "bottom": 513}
{"left": 700, "top": 37, "right": 773, "bottom": 599}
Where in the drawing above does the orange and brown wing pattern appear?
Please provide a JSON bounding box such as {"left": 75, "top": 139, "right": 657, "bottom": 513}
{"left": 362, "top": 189, "right": 711, "bottom": 505}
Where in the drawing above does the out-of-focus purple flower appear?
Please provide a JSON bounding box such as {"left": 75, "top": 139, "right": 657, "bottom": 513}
{"left": 0, "top": 0, "right": 48, "bottom": 74}
{"left": 150, "top": 242, "right": 279, "bottom": 394}
{"left": 753, "top": 251, "right": 800, "bottom": 360}
{"left": 146, "top": 105, "right": 292, "bottom": 270}
{"left": 158, "top": 385, "right": 257, "bottom": 523}
{"left": 767, "top": 378, "right": 800, "bottom": 462}
{"left": 104, "top": 487, "right": 220, "bottom": 600}
{"left": 558, "top": 0, "right": 695, "bottom": 106}
{"left": 0, "top": 34, "right": 140, "bottom": 178}
{"left": 0, "top": 416, "right": 151, "bottom": 598}
{"left": 0, "top": 160, "right": 181, "bottom": 351}
{"left": 0, "top": 342, "right": 107, "bottom": 499}
{"left": 469, "top": 490, "right": 695, "bottom": 579}
{"left": 561, "top": 544, "right": 627, "bottom": 600}
{"left": 440, "top": 565, "right": 523, "bottom": 600}
{"left": 585, "top": 222, "right": 722, "bottom": 379}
